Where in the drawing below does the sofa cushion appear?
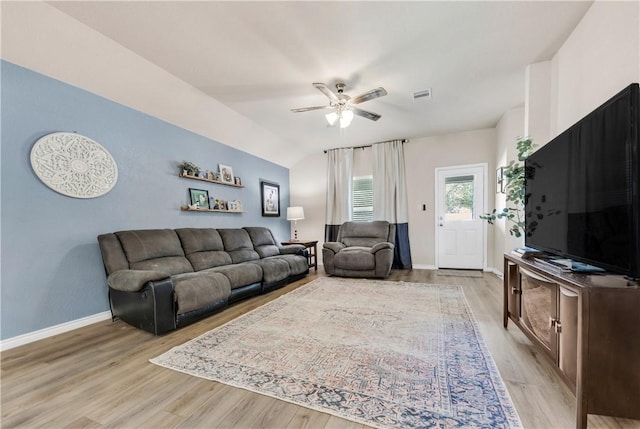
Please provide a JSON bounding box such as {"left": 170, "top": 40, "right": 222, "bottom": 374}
{"left": 218, "top": 229, "right": 260, "bottom": 263}
{"left": 97, "top": 233, "right": 130, "bottom": 275}
{"left": 206, "top": 262, "right": 263, "bottom": 290}
{"left": 267, "top": 255, "right": 309, "bottom": 276}
{"left": 176, "top": 228, "right": 232, "bottom": 270}
{"left": 243, "top": 227, "right": 280, "bottom": 258}
{"left": 334, "top": 247, "right": 376, "bottom": 270}
{"left": 107, "top": 269, "right": 170, "bottom": 292}
{"left": 338, "top": 221, "right": 392, "bottom": 248}
{"left": 172, "top": 272, "right": 231, "bottom": 315}
{"left": 115, "top": 229, "right": 194, "bottom": 275}
{"left": 251, "top": 258, "right": 291, "bottom": 284}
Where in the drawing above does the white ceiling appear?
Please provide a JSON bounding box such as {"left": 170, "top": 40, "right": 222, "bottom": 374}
{"left": 50, "top": 1, "right": 592, "bottom": 163}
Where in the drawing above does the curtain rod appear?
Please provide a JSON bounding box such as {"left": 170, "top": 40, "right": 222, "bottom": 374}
{"left": 323, "top": 139, "right": 408, "bottom": 154}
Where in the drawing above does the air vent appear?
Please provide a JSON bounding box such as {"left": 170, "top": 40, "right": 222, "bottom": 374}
{"left": 413, "top": 88, "right": 432, "bottom": 101}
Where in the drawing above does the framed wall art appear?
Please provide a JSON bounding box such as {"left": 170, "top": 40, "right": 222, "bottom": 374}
{"left": 261, "top": 181, "right": 280, "bottom": 217}
{"left": 189, "top": 188, "right": 210, "bottom": 209}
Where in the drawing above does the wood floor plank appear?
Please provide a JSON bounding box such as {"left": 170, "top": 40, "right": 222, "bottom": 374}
{"left": 2, "top": 270, "right": 639, "bottom": 429}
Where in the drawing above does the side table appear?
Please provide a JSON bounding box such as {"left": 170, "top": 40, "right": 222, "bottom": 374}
{"left": 281, "top": 240, "right": 318, "bottom": 271}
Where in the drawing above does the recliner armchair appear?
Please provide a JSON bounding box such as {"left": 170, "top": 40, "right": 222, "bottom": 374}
{"left": 322, "top": 221, "right": 395, "bottom": 278}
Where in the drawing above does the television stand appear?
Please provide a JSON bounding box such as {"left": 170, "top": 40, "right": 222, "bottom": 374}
{"left": 503, "top": 253, "right": 640, "bottom": 429}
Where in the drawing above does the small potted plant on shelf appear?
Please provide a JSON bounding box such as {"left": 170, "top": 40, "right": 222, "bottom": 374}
{"left": 178, "top": 161, "right": 200, "bottom": 177}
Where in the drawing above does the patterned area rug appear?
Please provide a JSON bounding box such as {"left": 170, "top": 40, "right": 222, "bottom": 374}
{"left": 151, "top": 277, "right": 521, "bottom": 429}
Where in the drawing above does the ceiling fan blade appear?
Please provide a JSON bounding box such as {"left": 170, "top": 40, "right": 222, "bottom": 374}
{"left": 291, "top": 106, "right": 330, "bottom": 113}
{"left": 351, "top": 87, "right": 388, "bottom": 105}
{"left": 352, "top": 107, "right": 382, "bottom": 121}
{"left": 313, "top": 82, "right": 339, "bottom": 102}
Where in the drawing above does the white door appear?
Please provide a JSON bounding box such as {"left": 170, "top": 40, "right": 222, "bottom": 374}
{"left": 435, "top": 164, "right": 486, "bottom": 269}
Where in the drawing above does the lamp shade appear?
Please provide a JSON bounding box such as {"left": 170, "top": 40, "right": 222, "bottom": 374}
{"left": 286, "top": 206, "right": 305, "bottom": 220}
{"left": 340, "top": 110, "right": 354, "bottom": 128}
{"left": 325, "top": 112, "right": 338, "bottom": 126}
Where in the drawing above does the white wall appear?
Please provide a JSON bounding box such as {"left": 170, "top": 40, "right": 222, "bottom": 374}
{"left": 404, "top": 129, "right": 497, "bottom": 269}
{"left": 491, "top": 107, "right": 525, "bottom": 273}
{"left": 550, "top": 1, "right": 640, "bottom": 138}
{"left": 525, "top": 61, "right": 552, "bottom": 146}
{"left": 289, "top": 152, "right": 327, "bottom": 248}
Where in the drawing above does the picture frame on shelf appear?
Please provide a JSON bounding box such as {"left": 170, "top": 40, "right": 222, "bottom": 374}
{"left": 212, "top": 198, "right": 224, "bottom": 210}
{"left": 189, "top": 188, "right": 210, "bottom": 209}
{"left": 261, "top": 181, "right": 280, "bottom": 217}
{"left": 219, "top": 164, "right": 234, "bottom": 184}
{"left": 234, "top": 176, "right": 242, "bottom": 186}
{"left": 228, "top": 200, "right": 242, "bottom": 211}
{"left": 207, "top": 171, "right": 215, "bottom": 181}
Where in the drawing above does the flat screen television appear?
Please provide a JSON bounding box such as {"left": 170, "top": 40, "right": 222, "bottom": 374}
{"left": 524, "top": 83, "right": 640, "bottom": 278}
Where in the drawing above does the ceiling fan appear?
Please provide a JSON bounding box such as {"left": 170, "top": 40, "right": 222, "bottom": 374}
{"left": 291, "top": 82, "right": 387, "bottom": 128}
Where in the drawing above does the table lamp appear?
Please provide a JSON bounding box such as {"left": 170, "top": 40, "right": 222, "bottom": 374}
{"left": 286, "top": 206, "right": 305, "bottom": 241}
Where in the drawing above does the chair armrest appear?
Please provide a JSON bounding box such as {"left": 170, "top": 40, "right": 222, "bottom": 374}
{"left": 279, "top": 244, "right": 305, "bottom": 255}
{"left": 371, "top": 242, "right": 395, "bottom": 253}
{"left": 323, "top": 242, "right": 346, "bottom": 253}
{"left": 107, "top": 269, "right": 170, "bottom": 292}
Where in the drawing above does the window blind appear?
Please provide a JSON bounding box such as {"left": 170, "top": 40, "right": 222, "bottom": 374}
{"left": 352, "top": 176, "right": 373, "bottom": 221}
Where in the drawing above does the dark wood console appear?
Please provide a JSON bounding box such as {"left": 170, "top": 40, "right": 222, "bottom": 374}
{"left": 503, "top": 253, "right": 640, "bottom": 429}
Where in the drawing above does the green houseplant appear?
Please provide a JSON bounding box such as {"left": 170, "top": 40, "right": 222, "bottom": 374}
{"left": 480, "top": 137, "right": 535, "bottom": 237}
{"left": 179, "top": 161, "right": 200, "bottom": 176}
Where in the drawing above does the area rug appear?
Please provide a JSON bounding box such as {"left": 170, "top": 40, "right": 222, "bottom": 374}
{"left": 436, "top": 269, "right": 484, "bottom": 278}
{"left": 151, "top": 277, "right": 522, "bottom": 429}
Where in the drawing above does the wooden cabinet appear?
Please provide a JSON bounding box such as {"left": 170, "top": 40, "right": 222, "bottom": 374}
{"left": 503, "top": 253, "right": 640, "bottom": 429}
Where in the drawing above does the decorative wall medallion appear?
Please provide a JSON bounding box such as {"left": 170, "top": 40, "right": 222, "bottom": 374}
{"left": 30, "top": 132, "right": 118, "bottom": 198}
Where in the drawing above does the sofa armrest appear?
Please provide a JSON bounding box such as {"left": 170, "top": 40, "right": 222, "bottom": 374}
{"left": 279, "top": 244, "right": 305, "bottom": 255}
{"left": 323, "top": 242, "right": 346, "bottom": 254}
{"left": 107, "top": 269, "right": 170, "bottom": 292}
{"left": 371, "top": 242, "right": 395, "bottom": 253}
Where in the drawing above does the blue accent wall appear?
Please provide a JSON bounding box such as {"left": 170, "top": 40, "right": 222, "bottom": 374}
{"left": 0, "top": 61, "right": 290, "bottom": 340}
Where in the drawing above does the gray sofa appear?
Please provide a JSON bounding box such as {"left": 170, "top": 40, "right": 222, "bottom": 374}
{"left": 322, "top": 221, "right": 395, "bottom": 278}
{"left": 97, "top": 227, "right": 308, "bottom": 334}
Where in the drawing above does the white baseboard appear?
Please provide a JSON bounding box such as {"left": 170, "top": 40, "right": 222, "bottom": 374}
{"left": 0, "top": 311, "right": 112, "bottom": 352}
{"left": 398, "top": 264, "right": 502, "bottom": 277}
{"left": 411, "top": 264, "right": 437, "bottom": 270}
{"left": 485, "top": 267, "right": 504, "bottom": 279}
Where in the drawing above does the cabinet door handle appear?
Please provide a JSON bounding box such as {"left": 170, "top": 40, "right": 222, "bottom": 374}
{"left": 555, "top": 321, "right": 562, "bottom": 333}
{"left": 511, "top": 287, "right": 521, "bottom": 295}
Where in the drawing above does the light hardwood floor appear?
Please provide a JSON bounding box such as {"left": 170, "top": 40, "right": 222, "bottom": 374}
{"left": 2, "top": 269, "right": 639, "bottom": 429}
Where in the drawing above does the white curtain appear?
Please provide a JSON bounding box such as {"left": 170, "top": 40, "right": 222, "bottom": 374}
{"left": 373, "top": 140, "right": 412, "bottom": 269}
{"left": 325, "top": 148, "right": 354, "bottom": 241}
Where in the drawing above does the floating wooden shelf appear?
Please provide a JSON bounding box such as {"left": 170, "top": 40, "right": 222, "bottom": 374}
{"left": 179, "top": 173, "right": 244, "bottom": 188}
{"left": 180, "top": 206, "right": 245, "bottom": 214}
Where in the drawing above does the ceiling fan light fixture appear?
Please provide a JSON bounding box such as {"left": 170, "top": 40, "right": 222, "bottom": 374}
{"left": 340, "top": 109, "right": 354, "bottom": 128}
{"left": 326, "top": 111, "right": 338, "bottom": 126}
{"left": 295, "top": 82, "right": 386, "bottom": 128}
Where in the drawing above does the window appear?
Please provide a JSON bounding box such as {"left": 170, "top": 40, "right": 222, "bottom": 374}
{"left": 444, "top": 175, "right": 474, "bottom": 221}
{"left": 352, "top": 176, "right": 374, "bottom": 221}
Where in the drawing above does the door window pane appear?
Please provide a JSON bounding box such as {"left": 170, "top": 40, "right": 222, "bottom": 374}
{"left": 444, "top": 175, "right": 474, "bottom": 221}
